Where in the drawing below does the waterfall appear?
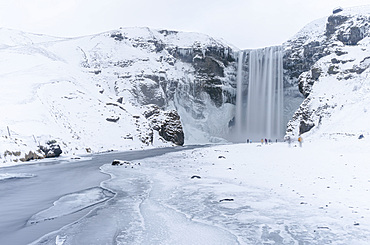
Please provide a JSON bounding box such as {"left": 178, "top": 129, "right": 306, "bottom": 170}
{"left": 234, "top": 46, "right": 284, "bottom": 142}
{"left": 235, "top": 51, "right": 244, "bottom": 135}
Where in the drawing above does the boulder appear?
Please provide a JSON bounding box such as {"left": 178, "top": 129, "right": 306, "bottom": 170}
{"left": 112, "top": 160, "right": 131, "bottom": 166}
{"left": 106, "top": 116, "right": 120, "bottom": 122}
{"left": 219, "top": 198, "right": 234, "bottom": 202}
{"left": 39, "top": 141, "right": 63, "bottom": 158}
{"left": 333, "top": 7, "right": 343, "bottom": 14}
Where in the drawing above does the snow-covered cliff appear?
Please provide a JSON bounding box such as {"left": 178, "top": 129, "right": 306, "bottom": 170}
{"left": 284, "top": 6, "right": 370, "bottom": 140}
{"left": 0, "top": 27, "right": 237, "bottom": 162}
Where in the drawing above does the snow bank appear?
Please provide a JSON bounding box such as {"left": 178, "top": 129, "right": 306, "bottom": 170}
{"left": 128, "top": 138, "right": 370, "bottom": 244}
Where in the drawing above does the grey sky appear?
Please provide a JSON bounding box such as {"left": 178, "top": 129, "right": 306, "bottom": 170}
{"left": 0, "top": 0, "right": 369, "bottom": 49}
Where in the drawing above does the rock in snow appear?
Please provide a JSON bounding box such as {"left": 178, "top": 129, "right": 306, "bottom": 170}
{"left": 39, "top": 141, "right": 63, "bottom": 158}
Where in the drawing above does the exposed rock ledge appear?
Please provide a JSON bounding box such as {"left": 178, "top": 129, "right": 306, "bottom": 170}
{"left": 144, "top": 105, "right": 184, "bottom": 146}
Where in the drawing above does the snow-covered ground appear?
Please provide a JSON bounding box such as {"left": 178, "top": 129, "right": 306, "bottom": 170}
{"left": 31, "top": 136, "right": 370, "bottom": 244}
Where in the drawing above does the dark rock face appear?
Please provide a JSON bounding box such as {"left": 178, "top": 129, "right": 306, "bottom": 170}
{"left": 337, "top": 26, "right": 363, "bottom": 45}
{"left": 297, "top": 66, "right": 323, "bottom": 98}
{"left": 284, "top": 41, "right": 328, "bottom": 88}
{"left": 219, "top": 198, "right": 234, "bottom": 202}
{"left": 326, "top": 15, "right": 349, "bottom": 36}
{"left": 311, "top": 67, "right": 322, "bottom": 81}
{"left": 171, "top": 45, "right": 235, "bottom": 108}
{"left": 159, "top": 118, "right": 184, "bottom": 146}
{"left": 326, "top": 14, "right": 368, "bottom": 46}
{"left": 144, "top": 105, "right": 184, "bottom": 145}
{"left": 299, "top": 121, "right": 315, "bottom": 135}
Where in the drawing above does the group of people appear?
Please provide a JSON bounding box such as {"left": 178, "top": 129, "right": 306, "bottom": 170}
{"left": 246, "top": 139, "right": 278, "bottom": 144}
{"left": 245, "top": 136, "right": 303, "bottom": 147}
{"left": 284, "top": 135, "right": 303, "bottom": 147}
{"left": 260, "top": 138, "right": 278, "bottom": 144}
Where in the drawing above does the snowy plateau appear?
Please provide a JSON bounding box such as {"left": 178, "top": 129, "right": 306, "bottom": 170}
{"left": 0, "top": 4, "right": 370, "bottom": 245}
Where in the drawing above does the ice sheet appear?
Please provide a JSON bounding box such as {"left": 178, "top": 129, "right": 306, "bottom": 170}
{"left": 0, "top": 173, "right": 35, "bottom": 180}
{"left": 27, "top": 187, "right": 114, "bottom": 225}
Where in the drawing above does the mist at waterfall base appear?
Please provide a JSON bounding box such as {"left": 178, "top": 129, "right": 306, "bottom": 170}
{"left": 233, "top": 46, "right": 284, "bottom": 143}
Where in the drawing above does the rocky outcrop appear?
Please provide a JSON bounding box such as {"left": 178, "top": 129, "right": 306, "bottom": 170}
{"left": 327, "top": 13, "right": 368, "bottom": 45}
{"left": 285, "top": 7, "right": 370, "bottom": 137}
{"left": 144, "top": 105, "right": 184, "bottom": 145}
{"left": 158, "top": 111, "right": 184, "bottom": 146}
{"left": 106, "top": 116, "right": 120, "bottom": 122}
{"left": 283, "top": 7, "right": 369, "bottom": 94}
{"left": 39, "top": 141, "right": 63, "bottom": 158}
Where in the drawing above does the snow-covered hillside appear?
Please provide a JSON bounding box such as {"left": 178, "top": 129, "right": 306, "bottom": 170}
{"left": 1, "top": 5, "right": 370, "bottom": 163}
{"left": 0, "top": 27, "right": 236, "bottom": 163}
{"left": 284, "top": 5, "right": 370, "bottom": 141}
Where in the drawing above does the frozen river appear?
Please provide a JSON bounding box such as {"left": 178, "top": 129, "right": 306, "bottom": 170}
{"left": 2, "top": 142, "right": 369, "bottom": 244}
{"left": 1, "top": 146, "right": 233, "bottom": 245}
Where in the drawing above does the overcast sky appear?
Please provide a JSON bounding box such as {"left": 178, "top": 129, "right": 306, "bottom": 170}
{"left": 0, "top": 0, "right": 369, "bottom": 49}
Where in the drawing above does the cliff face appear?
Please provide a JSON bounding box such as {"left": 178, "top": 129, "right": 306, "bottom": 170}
{"left": 80, "top": 28, "right": 238, "bottom": 143}
{"left": 0, "top": 27, "right": 238, "bottom": 162}
{"left": 284, "top": 6, "right": 370, "bottom": 138}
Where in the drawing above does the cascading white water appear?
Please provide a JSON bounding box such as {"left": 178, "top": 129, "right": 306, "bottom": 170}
{"left": 234, "top": 46, "right": 284, "bottom": 142}
{"left": 235, "top": 51, "right": 245, "bottom": 134}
